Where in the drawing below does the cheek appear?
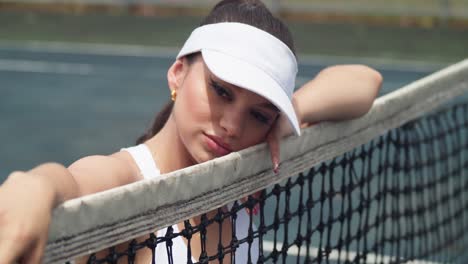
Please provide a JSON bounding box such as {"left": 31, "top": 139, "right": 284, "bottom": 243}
{"left": 173, "top": 79, "right": 213, "bottom": 139}
{"left": 237, "top": 122, "right": 271, "bottom": 150}
{"left": 183, "top": 86, "right": 206, "bottom": 113}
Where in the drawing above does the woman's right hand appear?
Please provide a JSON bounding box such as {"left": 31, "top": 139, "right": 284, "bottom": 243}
{"left": 0, "top": 171, "right": 56, "bottom": 263}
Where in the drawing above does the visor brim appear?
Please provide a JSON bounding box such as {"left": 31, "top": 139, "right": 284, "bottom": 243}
{"left": 201, "top": 49, "right": 301, "bottom": 136}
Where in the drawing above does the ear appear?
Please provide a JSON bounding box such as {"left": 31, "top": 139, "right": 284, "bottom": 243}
{"left": 167, "top": 58, "right": 188, "bottom": 92}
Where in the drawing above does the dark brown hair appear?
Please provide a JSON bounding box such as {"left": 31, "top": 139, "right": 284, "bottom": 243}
{"left": 136, "top": 0, "right": 296, "bottom": 144}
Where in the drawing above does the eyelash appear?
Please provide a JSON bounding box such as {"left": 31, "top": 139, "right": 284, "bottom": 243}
{"left": 251, "top": 110, "right": 270, "bottom": 124}
{"left": 210, "top": 79, "right": 271, "bottom": 124}
{"left": 210, "top": 80, "right": 231, "bottom": 101}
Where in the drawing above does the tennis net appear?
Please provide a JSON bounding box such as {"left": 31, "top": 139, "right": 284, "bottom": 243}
{"left": 45, "top": 59, "right": 468, "bottom": 264}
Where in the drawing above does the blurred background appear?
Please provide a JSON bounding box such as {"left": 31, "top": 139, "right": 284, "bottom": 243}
{"left": 1, "top": 0, "right": 467, "bottom": 181}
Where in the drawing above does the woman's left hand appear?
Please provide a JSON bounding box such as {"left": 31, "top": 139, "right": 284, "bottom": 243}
{"left": 240, "top": 114, "right": 294, "bottom": 216}
{"left": 266, "top": 114, "right": 291, "bottom": 173}
{"left": 248, "top": 64, "right": 382, "bottom": 215}
{"left": 266, "top": 113, "right": 294, "bottom": 174}
{"left": 265, "top": 64, "right": 382, "bottom": 171}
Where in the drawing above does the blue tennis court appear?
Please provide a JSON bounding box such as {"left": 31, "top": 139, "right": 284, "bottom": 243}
{"left": 0, "top": 42, "right": 443, "bottom": 181}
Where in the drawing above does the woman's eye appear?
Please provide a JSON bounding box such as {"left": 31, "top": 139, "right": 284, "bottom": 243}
{"left": 211, "top": 81, "right": 231, "bottom": 100}
{"left": 251, "top": 111, "right": 270, "bottom": 124}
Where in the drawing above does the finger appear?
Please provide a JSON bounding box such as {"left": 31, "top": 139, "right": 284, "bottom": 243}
{"left": 22, "top": 240, "right": 46, "bottom": 264}
{"left": 251, "top": 191, "right": 261, "bottom": 216}
{"left": 0, "top": 236, "right": 31, "bottom": 264}
{"left": 241, "top": 192, "right": 262, "bottom": 216}
{"left": 21, "top": 246, "right": 44, "bottom": 264}
{"left": 240, "top": 196, "right": 248, "bottom": 204}
{"left": 241, "top": 191, "right": 261, "bottom": 202}
{"left": 251, "top": 191, "right": 261, "bottom": 200}
{"left": 267, "top": 132, "right": 280, "bottom": 174}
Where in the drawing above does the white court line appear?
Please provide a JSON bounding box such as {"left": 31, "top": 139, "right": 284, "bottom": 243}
{"left": 0, "top": 40, "right": 449, "bottom": 72}
{"left": 262, "top": 241, "right": 441, "bottom": 264}
{"left": 0, "top": 41, "right": 179, "bottom": 58}
{"left": 0, "top": 59, "right": 93, "bottom": 75}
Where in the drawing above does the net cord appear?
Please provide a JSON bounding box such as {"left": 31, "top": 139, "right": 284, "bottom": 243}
{"left": 44, "top": 59, "right": 468, "bottom": 263}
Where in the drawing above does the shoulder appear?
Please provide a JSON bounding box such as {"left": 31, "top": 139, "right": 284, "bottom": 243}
{"left": 67, "top": 152, "right": 142, "bottom": 196}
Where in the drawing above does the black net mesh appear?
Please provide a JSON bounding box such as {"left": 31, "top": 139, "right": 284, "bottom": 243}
{"left": 83, "top": 101, "right": 468, "bottom": 264}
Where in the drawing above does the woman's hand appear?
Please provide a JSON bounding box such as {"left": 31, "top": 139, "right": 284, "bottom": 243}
{"left": 266, "top": 113, "right": 295, "bottom": 174}
{"left": 240, "top": 114, "right": 293, "bottom": 216}
{"left": 0, "top": 156, "right": 140, "bottom": 263}
{"left": 266, "top": 64, "right": 382, "bottom": 173}
{"left": 0, "top": 171, "right": 55, "bottom": 263}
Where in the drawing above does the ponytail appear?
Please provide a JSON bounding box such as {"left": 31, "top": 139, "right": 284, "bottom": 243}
{"left": 136, "top": 101, "right": 174, "bottom": 144}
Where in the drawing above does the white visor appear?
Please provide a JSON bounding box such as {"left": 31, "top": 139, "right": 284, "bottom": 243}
{"left": 177, "top": 22, "right": 300, "bottom": 136}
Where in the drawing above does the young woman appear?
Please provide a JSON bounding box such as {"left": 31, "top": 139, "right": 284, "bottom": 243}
{"left": 0, "top": 0, "right": 382, "bottom": 263}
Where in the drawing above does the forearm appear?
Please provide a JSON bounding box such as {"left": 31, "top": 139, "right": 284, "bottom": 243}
{"left": 294, "top": 64, "right": 383, "bottom": 125}
{"left": 6, "top": 162, "right": 80, "bottom": 209}
{"left": 0, "top": 163, "right": 81, "bottom": 263}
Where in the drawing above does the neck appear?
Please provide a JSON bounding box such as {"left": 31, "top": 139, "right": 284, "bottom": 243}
{"left": 145, "top": 114, "right": 195, "bottom": 173}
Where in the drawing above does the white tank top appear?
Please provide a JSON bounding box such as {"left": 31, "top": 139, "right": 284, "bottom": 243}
{"left": 122, "top": 144, "right": 259, "bottom": 263}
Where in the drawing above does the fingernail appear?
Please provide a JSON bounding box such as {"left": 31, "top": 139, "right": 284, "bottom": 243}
{"left": 273, "top": 156, "right": 279, "bottom": 166}
{"left": 273, "top": 164, "right": 280, "bottom": 174}
{"left": 253, "top": 191, "right": 261, "bottom": 199}
{"left": 252, "top": 204, "right": 260, "bottom": 215}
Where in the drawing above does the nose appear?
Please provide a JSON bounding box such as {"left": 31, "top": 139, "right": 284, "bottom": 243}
{"left": 219, "top": 105, "right": 245, "bottom": 138}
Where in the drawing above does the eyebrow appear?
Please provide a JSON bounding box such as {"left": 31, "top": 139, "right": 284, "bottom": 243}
{"left": 210, "top": 75, "right": 280, "bottom": 112}
{"left": 210, "top": 78, "right": 226, "bottom": 89}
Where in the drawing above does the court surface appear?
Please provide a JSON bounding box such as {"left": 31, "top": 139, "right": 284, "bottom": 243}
{"left": 0, "top": 42, "right": 443, "bottom": 179}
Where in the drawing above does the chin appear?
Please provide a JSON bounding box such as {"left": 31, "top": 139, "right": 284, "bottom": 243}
{"left": 187, "top": 147, "right": 213, "bottom": 165}
{"left": 195, "top": 153, "right": 216, "bottom": 164}
{"left": 188, "top": 138, "right": 215, "bottom": 164}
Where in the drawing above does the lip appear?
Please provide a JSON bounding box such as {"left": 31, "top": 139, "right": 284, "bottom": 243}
{"left": 204, "top": 134, "right": 232, "bottom": 156}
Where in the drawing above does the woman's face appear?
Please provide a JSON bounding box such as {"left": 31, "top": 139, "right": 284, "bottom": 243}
{"left": 170, "top": 56, "right": 279, "bottom": 164}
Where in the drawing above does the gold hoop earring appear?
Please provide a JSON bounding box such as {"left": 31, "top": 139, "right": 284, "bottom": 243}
{"left": 171, "top": 90, "right": 177, "bottom": 101}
